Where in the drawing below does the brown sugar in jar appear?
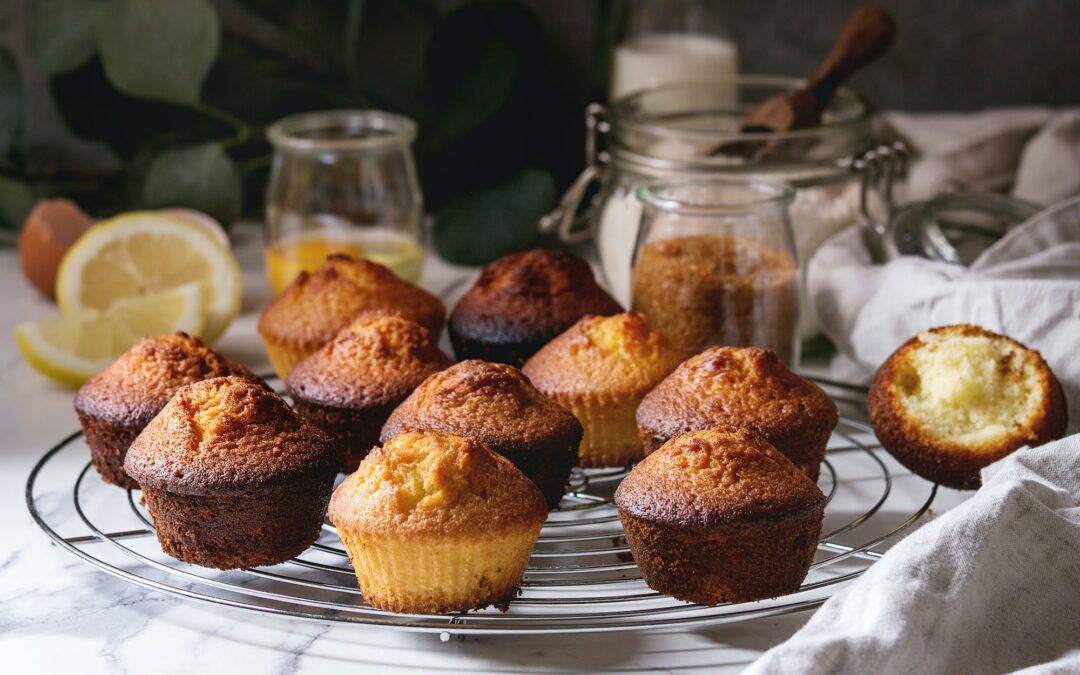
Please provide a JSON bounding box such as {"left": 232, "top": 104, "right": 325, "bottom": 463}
{"left": 631, "top": 234, "right": 798, "bottom": 362}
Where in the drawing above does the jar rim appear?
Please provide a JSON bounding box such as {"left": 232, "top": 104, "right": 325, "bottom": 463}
{"left": 611, "top": 75, "right": 868, "bottom": 143}
{"left": 266, "top": 110, "right": 417, "bottom": 153}
{"left": 636, "top": 178, "right": 795, "bottom": 214}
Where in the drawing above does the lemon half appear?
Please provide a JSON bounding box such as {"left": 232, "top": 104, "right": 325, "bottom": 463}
{"left": 16, "top": 283, "right": 207, "bottom": 387}
{"left": 56, "top": 212, "right": 241, "bottom": 343}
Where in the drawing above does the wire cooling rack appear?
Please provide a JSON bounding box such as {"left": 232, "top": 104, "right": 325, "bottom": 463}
{"left": 26, "top": 378, "right": 936, "bottom": 637}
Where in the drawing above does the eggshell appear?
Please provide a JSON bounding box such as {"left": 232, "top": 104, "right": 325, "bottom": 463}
{"left": 18, "top": 199, "right": 94, "bottom": 300}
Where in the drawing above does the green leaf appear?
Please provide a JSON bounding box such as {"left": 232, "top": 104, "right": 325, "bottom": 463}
{"left": 0, "top": 49, "right": 21, "bottom": 163}
{"left": 30, "top": 0, "right": 108, "bottom": 76}
{"left": 98, "top": 0, "right": 220, "bottom": 105}
{"left": 435, "top": 168, "right": 555, "bottom": 266}
{"left": 0, "top": 177, "right": 36, "bottom": 230}
{"left": 144, "top": 143, "right": 241, "bottom": 223}
{"left": 427, "top": 37, "right": 517, "bottom": 148}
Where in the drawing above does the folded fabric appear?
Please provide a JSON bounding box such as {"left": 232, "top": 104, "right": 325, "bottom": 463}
{"left": 746, "top": 432, "right": 1080, "bottom": 674}
{"left": 881, "top": 108, "right": 1080, "bottom": 205}
{"left": 809, "top": 194, "right": 1080, "bottom": 433}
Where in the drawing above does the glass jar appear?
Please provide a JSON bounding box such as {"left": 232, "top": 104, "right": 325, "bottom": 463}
{"left": 264, "top": 110, "right": 424, "bottom": 294}
{"left": 610, "top": 0, "right": 738, "bottom": 100}
{"left": 632, "top": 178, "right": 799, "bottom": 364}
{"left": 546, "top": 77, "right": 873, "bottom": 341}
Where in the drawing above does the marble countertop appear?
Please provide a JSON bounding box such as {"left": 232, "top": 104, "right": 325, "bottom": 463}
{"left": 1, "top": 224, "right": 967, "bottom": 674}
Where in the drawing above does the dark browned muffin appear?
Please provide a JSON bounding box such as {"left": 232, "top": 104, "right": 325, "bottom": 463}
{"left": 287, "top": 311, "right": 453, "bottom": 472}
{"left": 636, "top": 346, "right": 837, "bottom": 481}
{"left": 615, "top": 427, "right": 826, "bottom": 605}
{"left": 258, "top": 254, "right": 446, "bottom": 380}
{"left": 124, "top": 376, "right": 341, "bottom": 569}
{"left": 380, "top": 360, "right": 582, "bottom": 508}
{"left": 869, "top": 324, "right": 1068, "bottom": 490}
{"left": 73, "top": 332, "right": 263, "bottom": 489}
{"left": 448, "top": 249, "right": 622, "bottom": 367}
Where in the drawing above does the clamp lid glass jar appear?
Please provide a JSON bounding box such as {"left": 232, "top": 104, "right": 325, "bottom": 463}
{"left": 265, "top": 110, "right": 424, "bottom": 294}
{"left": 552, "top": 76, "right": 873, "bottom": 340}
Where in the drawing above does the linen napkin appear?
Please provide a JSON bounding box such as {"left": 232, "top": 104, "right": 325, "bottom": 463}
{"left": 881, "top": 108, "right": 1080, "bottom": 205}
{"left": 745, "top": 432, "right": 1080, "bottom": 674}
{"left": 808, "top": 194, "right": 1080, "bottom": 434}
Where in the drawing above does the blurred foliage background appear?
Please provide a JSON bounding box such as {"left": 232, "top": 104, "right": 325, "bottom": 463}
{"left": 1, "top": 0, "right": 1077, "bottom": 263}
{"left": 0, "top": 0, "right": 598, "bottom": 264}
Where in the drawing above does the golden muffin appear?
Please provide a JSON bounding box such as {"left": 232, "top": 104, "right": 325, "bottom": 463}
{"left": 448, "top": 249, "right": 622, "bottom": 367}
{"left": 636, "top": 346, "right": 837, "bottom": 481}
{"left": 287, "top": 312, "right": 453, "bottom": 472}
{"left": 124, "top": 377, "right": 340, "bottom": 569}
{"left": 615, "top": 427, "right": 826, "bottom": 605}
{"left": 869, "top": 324, "right": 1067, "bottom": 490}
{"left": 381, "top": 360, "right": 582, "bottom": 508}
{"left": 329, "top": 431, "right": 547, "bottom": 614}
{"left": 522, "top": 312, "right": 684, "bottom": 467}
{"left": 258, "top": 254, "right": 445, "bottom": 380}
{"left": 74, "top": 332, "right": 262, "bottom": 488}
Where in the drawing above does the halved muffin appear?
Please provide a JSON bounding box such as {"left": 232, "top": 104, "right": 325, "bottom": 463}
{"left": 448, "top": 249, "right": 622, "bottom": 367}
{"left": 523, "top": 312, "right": 684, "bottom": 467}
{"left": 636, "top": 346, "right": 837, "bottom": 481}
{"left": 74, "top": 332, "right": 262, "bottom": 488}
{"left": 615, "top": 427, "right": 825, "bottom": 605}
{"left": 124, "top": 377, "right": 341, "bottom": 569}
{"left": 287, "top": 312, "right": 453, "bottom": 472}
{"left": 869, "top": 324, "right": 1067, "bottom": 489}
{"left": 329, "top": 431, "right": 547, "bottom": 614}
{"left": 380, "top": 360, "right": 582, "bottom": 508}
{"left": 258, "top": 254, "right": 445, "bottom": 380}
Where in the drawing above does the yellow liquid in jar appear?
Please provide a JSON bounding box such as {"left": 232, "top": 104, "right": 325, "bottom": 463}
{"left": 266, "top": 229, "right": 425, "bottom": 294}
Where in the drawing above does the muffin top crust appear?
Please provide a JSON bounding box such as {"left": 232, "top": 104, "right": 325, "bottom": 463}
{"left": 328, "top": 431, "right": 547, "bottom": 537}
{"left": 74, "top": 332, "right": 261, "bottom": 427}
{"left": 380, "top": 360, "right": 582, "bottom": 451}
{"left": 637, "top": 346, "right": 837, "bottom": 449}
{"left": 286, "top": 312, "right": 452, "bottom": 409}
{"left": 615, "top": 427, "right": 825, "bottom": 529}
{"left": 449, "top": 249, "right": 622, "bottom": 344}
{"left": 258, "top": 254, "right": 445, "bottom": 349}
{"left": 125, "top": 376, "right": 339, "bottom": 495}
{"left": 522, "top": 312, "right": 684, "bottom": 398}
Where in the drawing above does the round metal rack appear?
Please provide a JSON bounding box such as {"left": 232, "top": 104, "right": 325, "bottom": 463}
{"left": 26, "top": 379, "right": 936, "bottom": 637}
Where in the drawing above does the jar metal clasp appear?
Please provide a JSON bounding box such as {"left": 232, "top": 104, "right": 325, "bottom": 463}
{"left": 539, "top": 104, "right": 611, "bottom": 244}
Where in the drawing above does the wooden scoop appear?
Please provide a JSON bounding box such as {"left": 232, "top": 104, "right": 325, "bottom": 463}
{"left": 740, "top": 6, "right": 896, "bottom": 134}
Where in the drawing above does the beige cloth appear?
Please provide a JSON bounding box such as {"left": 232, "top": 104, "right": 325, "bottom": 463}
{"left": 883, "top": 107, "right": 1080, "bottom": 205}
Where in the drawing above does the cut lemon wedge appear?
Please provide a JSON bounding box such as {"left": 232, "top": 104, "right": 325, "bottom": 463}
{"left": 56, "top": 211, "right": 241, "bottom": 343}
{"left": 15, "top": 283, "right": 206, "bottom": 387}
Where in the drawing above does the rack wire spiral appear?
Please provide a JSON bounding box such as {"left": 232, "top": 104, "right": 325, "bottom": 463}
{"left": 26, "top": 377, "right": 936, "bottom": 637}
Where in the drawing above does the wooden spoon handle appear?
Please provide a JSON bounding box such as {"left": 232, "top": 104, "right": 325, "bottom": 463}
{"left": 808, "top": 6, "right": 896, "bottom": 99}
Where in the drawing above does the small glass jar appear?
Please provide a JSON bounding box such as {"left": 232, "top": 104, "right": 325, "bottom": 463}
{"left": 631, "top": 178, "right": 800, "bottom": 364}
{"left": 264, "top": 110, "right": 424, "bottom": 294}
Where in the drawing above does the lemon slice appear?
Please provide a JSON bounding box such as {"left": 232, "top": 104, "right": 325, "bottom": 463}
{"left": 56, "top": 212, "right": 241, "bottom": 343}
{"left": 16, "top": 283, "right": 206, "bottom": 387}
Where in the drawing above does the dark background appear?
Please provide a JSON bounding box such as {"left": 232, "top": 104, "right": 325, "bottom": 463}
{"left": 3, "top": 0, "right": 1077, "bottom": 262}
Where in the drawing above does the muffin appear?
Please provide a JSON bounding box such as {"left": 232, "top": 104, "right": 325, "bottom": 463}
{"left": 448, "top": 249, "right": 622, "bottom": 367}
{"left": 523, "top": 312, "right": 684, "bottom": 467}
{"left": 258, "top": 254, "right": 445, "bottom": 380}
{"left": 124, "top": 377, "right": 341, "bottom": 569}
{"left": 287, "top": 312, "right": 453, "bottom": 472}
{"left": 869, "top": 324, "right": 1067, "bottom": 490}
{"left": 636, "top": 346, "right": 837, "bottom": 481}
{"left": 381, "top": 360, "right": 582, "bottom": 508}
{"left": 329, "top": 431, "right": 547, "bottom": 613}
{"left": 615, "top": 427, "right": 826, "bottom": 605}
{"left": 74, "top": 332, "right": 262, "bottom": 489}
